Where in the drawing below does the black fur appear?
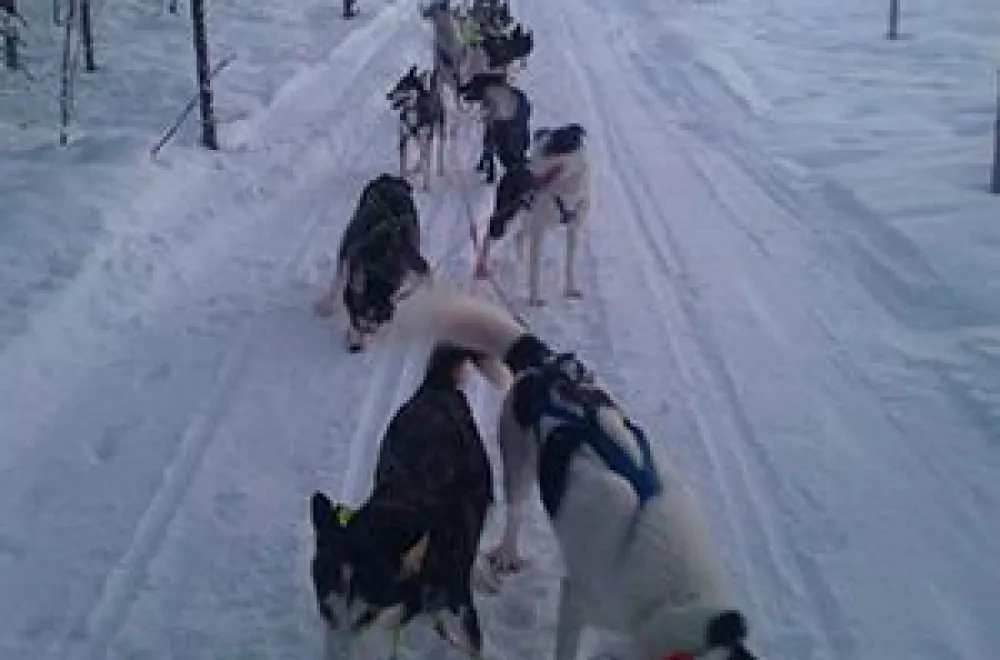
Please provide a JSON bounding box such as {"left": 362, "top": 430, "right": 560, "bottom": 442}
{"left": 339, "top": 174, "right": 429, "bottom": 335}
{"left": 310, "top": 345, "right": 491, "bottom": 652}
{"left": 487, "top": 162, "right": 534, "bottom": 240}
{"left": 503, "top": 333, "right": 552, "bottom": 374}
{"left": 536, "top": 123, "right": 586, "bottom": 157}
{"left": 459, "top": 74, "right": 531, "bottom": 183}
{"left": 480, "top": 24, "right": 533, "bottom": 69}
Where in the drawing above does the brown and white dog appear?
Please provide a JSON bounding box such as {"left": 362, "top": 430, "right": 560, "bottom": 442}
{"left": 392, "top": 289, "right": 761, "bottom": 660}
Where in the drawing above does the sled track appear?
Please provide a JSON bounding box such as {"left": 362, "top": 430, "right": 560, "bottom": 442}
{"left": 58, "top": 9, "right": 421, "bottom": 658}
{"left": 538, "top": 2, "right": 854, "bottom": 656}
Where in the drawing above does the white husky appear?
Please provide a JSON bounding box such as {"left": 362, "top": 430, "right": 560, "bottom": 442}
{"left": 475, "top": 124, "right": 591, "bottom": 307}
{"left": 392, "top": 290, "right": 760, "bottom": 660}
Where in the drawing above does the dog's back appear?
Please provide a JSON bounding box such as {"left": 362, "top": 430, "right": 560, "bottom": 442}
{"left": 339, "top": 175, "right": 419, "bottom": 263}
{"left": 310, "top": 345, "right": 494, "bottom": 651}
{"left": 503, "top": 348, "right": 754, "bottom": 660}
{"left": 373, "top": 381, "right": 493, "bottom": 516}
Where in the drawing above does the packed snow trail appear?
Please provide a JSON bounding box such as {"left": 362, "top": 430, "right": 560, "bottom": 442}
{"left": 514, "top": 1, "right": 1000, "bottom": 659}
{"left": 1, "top": 1, "right": 998, "bottom": 660}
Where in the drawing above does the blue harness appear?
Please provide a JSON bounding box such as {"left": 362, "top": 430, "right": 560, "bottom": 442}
{"left": 531, "top": 355, "right": 662, "bottom": 544}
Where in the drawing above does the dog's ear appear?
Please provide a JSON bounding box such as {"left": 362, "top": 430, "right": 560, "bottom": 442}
{"left": 398, "top": 532, "right": 430, "bottom": 578}
{"left": 310, "top": 491, "right": 335, "bottom": 532}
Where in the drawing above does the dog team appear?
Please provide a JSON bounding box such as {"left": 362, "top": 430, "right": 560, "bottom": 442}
{"left": 308, "top": 2, "right": 762, "bottom": 660}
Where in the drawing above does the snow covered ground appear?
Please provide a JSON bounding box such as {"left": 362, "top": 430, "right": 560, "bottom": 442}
{"left": 1, "top": 0, "right": 998, "bottom": 659}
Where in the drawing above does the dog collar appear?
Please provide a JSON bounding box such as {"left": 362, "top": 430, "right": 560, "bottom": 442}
{"left": 333, "top": 503, "right": 355, "bottom": 526}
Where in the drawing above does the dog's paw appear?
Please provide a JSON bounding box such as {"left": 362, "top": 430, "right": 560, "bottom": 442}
{"left": 345, "top": 330, "right": 365, "bottom": 353}
{"left": 486, "top": 545, "right": 529, "bottom": 575}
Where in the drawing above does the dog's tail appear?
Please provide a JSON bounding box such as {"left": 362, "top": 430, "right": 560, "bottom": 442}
{"left": 635, "top": 603, "right": 757, "bottom": 660}
{"left": 394, "top": 285, "right": 525, "bottom": 374}
{"left": 423, "top": 341, "right": 513, "bottom": 391}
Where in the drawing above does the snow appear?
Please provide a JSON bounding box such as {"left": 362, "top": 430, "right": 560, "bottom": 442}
{"left": 1, "top": 0, "right": 998, "bottom": 659}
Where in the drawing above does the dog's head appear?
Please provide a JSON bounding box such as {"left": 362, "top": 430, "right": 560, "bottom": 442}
{"left": 534, "top": 123, "right": 586, "bottom": 157}
{"left": 387, "top": 66, "right": 426, "bottom": 110}
{"left": 343, "top": 226, "right": 418, "bottom": 335}
{"left": 344, "top": 268, "right": 395, "bottom": 335}
{"left": 478, "top": 22, "right": 532, "bottom": 69}
{"left": 309, "top": 491, "right": 432, "bottom": 633}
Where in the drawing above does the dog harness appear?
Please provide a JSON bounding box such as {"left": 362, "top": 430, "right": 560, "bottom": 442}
{"left": 531, "top": 353, "right": 662, "bottom": 512}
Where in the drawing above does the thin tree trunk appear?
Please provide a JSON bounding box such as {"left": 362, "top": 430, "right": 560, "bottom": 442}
{"left": 53, "top": 0, "right": 62, "bottom": 25}
{"left": 80, "top": 0, "right": 96, "bottom": 71}
{"left": 150, "top": 54, "right": 235, "bottom": 157}
{"left": 59, "top": 0, "right": 76, "bottom": 145}
{"left": 991, "top": 71, "right": 1000, "bottom": 194}
{"left": 2, "top": 0, "right": 17, "bottom": 70}
{"left": 887, "top": 0, "right": 900, "bottom": 40}
{"left": 190, "top": 0, "right": 218, "bottom": 150}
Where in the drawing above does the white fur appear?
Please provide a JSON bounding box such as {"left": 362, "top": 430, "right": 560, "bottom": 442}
{"left": 476, "top": 139, "right": 590, "bottom": 306}
{"left": 489, "top": 388, "right": 737, "bottom": 660}
{"left": 392, "top": 286, "right": 526, "bottom": 360}
{"left": 519, "top": 141, "right": 590, "bottom": 306}
{"left": 394, "top": 292, "right": 746, "bottom": 660}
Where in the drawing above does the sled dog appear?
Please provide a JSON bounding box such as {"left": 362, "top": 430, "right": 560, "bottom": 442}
{"left": 388, "top": 66, "right": 447, "bottom": 190}
{"left": 391, "top": 291, "right": 761, "bottom": 660}
{"left": 476, "top": 123, "right": 590, "bottom": 306}
{"left": 309, "top": 344, "right": 500, "bottom": 660}
{"left": 313, "top": 174, "right": 430, "bottom": 352}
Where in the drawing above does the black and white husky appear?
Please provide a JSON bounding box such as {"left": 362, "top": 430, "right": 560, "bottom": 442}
{"left": 388, "top": 66, "right": 446, "bottom": 191}
{"left": 393, "top": 291, "right": 761, "bottom": 660}
{"left": 313, "top": 174, "right": 431, "bottom": 352}
{"left": 310, "top": 344, "right": 504, "bottom": 660}
{"left": 475, "top": 124, "right": 590, "bottom": 306}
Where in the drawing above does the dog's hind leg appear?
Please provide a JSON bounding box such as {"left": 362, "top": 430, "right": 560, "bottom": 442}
{"left": 418, "top": 135, "right": 432, "bottom": 192}
{"left": 554, "top": 577, "right": 586, "bottom": 660}
{"left": 436, "top": 121, "right": 446, "bottom": 176}
{"left": 527, "top": 217, "right": 546, "bottom": 307}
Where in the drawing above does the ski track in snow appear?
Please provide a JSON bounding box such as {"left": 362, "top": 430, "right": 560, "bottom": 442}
{"left": 2, "top": 1, "right": 999, "bottom": 660}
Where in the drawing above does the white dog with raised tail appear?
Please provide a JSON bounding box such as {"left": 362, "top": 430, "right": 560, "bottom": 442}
{"left": 391, "top": 288, "right": 761, "bottom": 660}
